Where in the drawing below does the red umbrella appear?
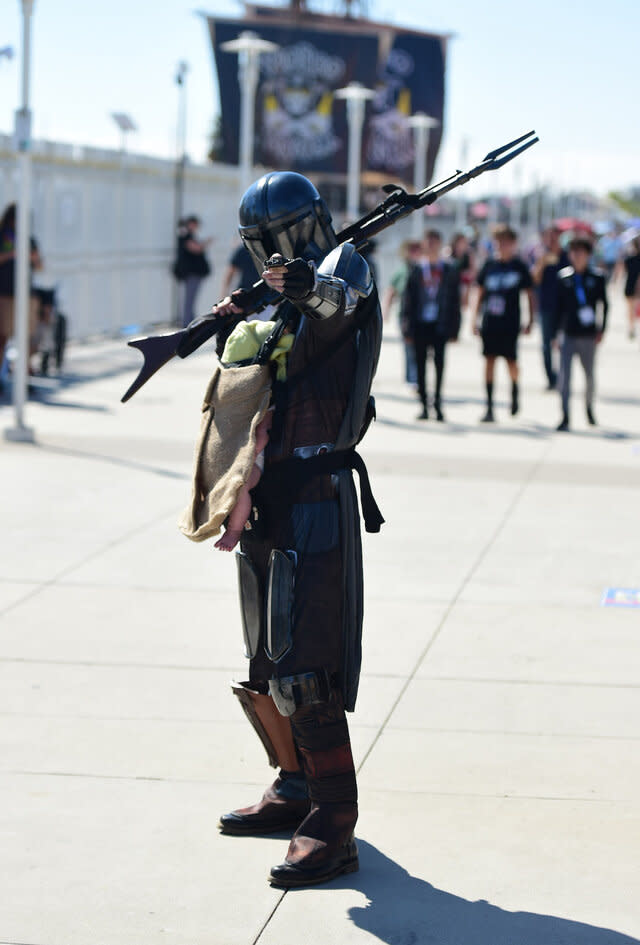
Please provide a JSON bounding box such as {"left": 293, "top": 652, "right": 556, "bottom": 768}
{"left": 553, "top": 217, "right": 594, "bottom": 235}
{"left": 471, "top": 201, "right": 489, "bottom": 219}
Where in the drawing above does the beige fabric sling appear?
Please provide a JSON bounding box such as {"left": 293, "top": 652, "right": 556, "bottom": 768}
{"left": 180, "top": 361, "right": 272, "bottom": 542}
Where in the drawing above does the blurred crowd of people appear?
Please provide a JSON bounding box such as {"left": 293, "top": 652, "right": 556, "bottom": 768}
{"left": 3, "top": 188, "right": 639, "bottom": 431}
{"left": 170, "top": 211, "right": 639, "bottom": 436}
{"left": 383, "top": 221, "right": 640, "bottom": 432}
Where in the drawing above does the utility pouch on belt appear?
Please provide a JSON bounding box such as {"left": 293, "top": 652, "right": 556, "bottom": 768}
{"left": 235, "top": 552, "right": 263, "bottom": 659}
{"left": 265, "top": 549, "right": 297, "bottom": 663}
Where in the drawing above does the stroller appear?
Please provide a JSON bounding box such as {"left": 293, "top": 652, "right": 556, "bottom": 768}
{"left": 0, "top": 284, "right": 68, "bottom": 395}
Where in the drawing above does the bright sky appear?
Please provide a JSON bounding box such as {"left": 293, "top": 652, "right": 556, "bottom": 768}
{"left": 1, "top": 0, "right": 638, "bottom": 197}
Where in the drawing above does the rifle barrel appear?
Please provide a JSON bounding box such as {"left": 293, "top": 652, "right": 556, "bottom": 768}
{"left": 348, "top": 130, "right": 538, "bottom": 249}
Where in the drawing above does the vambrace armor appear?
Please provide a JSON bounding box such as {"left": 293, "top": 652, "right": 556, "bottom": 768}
{"left": 295, "top": 243, "right": 374, "bottom": 321}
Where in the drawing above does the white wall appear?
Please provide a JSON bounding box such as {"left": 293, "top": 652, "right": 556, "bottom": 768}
{"left": 0, "top": 135, "right": 415, "bottom": 342}
{"left": 0, "top": 136, "right": 243, "bottom": 339}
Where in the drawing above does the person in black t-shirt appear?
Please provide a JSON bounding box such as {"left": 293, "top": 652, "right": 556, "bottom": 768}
{"left": 221, "top": 243, "right": 260, "bottom": 297}
{"left": 175, "top": 215, "right": 213, "bottom": 328}
{"left": 552, "top": 236, "right": 608, "bottom": 431}
{"left": 623, "top": 237, "right": 640, "bottom": 340}
{"left": 531, "top": 225, "right": 569, "bottom": 388}
{"left": 473, "top": 225, "right": 535, "bottom": 422}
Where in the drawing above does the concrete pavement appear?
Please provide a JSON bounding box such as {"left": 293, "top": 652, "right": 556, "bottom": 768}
{"left": 1, "top": 286, "right": 639, "bottom": 945}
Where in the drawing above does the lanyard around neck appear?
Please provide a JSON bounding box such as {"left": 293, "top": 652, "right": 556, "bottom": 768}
{"left": 574, "top": 272, "right": 587, "bottom": 307}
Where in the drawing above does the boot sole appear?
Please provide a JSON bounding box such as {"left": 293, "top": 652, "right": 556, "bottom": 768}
{"left": 268, "top": 854, "right": 359, "bottom": 889}
{"left": 218, "top": 815, "right": 305, "bottom": 837}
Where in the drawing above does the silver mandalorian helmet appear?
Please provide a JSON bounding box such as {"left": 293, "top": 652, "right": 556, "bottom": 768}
{"left": 238, "top": 171, "right": 337, "bottom": 275}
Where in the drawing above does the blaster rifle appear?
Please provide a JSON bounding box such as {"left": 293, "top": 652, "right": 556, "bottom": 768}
{"left": 121, "top": 129, "right": 538, "bottom": 403}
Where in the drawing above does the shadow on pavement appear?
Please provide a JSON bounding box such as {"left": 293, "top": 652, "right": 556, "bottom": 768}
{"left": 332, "top": 841, "right": 639, "bottom": 945}
{"left": 34, "top": 398, "right": 110, "bottom": 412}
{"left": 0, "top": 357, "right": 140, "bottom": 407}
{"left": 375, "top": 414, "right": 634, "bottom": 442}
{"left": 375, "top": 390, "right": 493, "bottom": 408}
{"left": 2, "top": 381, "right": 117, "bottom": 412}
{"left": 600, "top": 394, "right": 640, "bottom": 408}
{"left": 34, "top": 441, "right": 189, "bottom": 480}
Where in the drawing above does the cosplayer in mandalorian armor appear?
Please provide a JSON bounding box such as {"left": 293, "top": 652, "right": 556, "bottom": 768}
{"left": 121, "top": 131, "right": 538, "bottom": 889}
{"left": 213, "top": 171, "right": 383, "bottom": 888}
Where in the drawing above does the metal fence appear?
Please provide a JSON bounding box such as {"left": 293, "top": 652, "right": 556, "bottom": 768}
{"left": 0, "top": 135, "right": 243, "bottom": 340}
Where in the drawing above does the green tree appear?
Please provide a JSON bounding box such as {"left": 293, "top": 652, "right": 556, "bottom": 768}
{"left": 608, "top": 191, "right": 640, "bottom": 217}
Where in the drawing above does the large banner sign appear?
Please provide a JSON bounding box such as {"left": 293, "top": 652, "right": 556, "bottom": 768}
{"left": 210, "top": 19, "right": 379, "bottom": 175}
{"left": 208, "top": 12, "right": 447, "bottom": 185}
{"left": 365, "top": 32, "right": 445, "bottom": 181}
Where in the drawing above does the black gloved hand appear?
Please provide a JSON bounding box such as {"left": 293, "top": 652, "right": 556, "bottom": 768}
{"left": 282, "top": 258, "right": 315, "bottom": 300}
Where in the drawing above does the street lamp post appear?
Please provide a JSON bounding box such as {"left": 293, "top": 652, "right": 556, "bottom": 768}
{"left": 541, "top": 184, "right": 553, "bottom": 229}
{"left": 6, "top": 0, "right": 35, "bottom": 443}
{"left": 455, "top": 137, "right": 469, "bottom": 229}
{"left": 171, "top": 60, "right": 188, "bottom": 325}
{"left": 529, "top": 173, "right": 541, "bottom": 233}
{"left": 111, "top": 111, "right": 137, "bottom": 154}
{"left": 407, "top": 112, "right": 439, "bottom": 239}
{"left": 221, "top": 32, "right": 279, "bottom": 198}
{"left": 173, "top": 61, "right": 188, "bottom": 227}
{"left": 109, "top": 113, "right": 136, "bottom": 333}
{"left": 335, "top": 82, "right": 375, "bottom": 222}
{"left": 510, "top": 162, "right": 522, "bottom": 229}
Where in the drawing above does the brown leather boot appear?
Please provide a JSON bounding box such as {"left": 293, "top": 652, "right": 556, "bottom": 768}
{"left": 269, "top": 696, "right": 359, "bottom": 888}
{"left": 219, "top": 682, "right": 310, "bottom": 835}
{"left": 269, "top": 802, "right": 358, "bottom": 887}
{"left": 219, "top": 769, "right": 310, "bottom": 836}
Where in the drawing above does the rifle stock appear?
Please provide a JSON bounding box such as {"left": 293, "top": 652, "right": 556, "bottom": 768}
{"left": 120, "top": 282, "right": 276, "bottom": 402}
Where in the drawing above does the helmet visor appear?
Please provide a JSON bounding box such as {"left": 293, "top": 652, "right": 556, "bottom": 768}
{"left": 240, "top": 203, "right": 325, "bottom": 267}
